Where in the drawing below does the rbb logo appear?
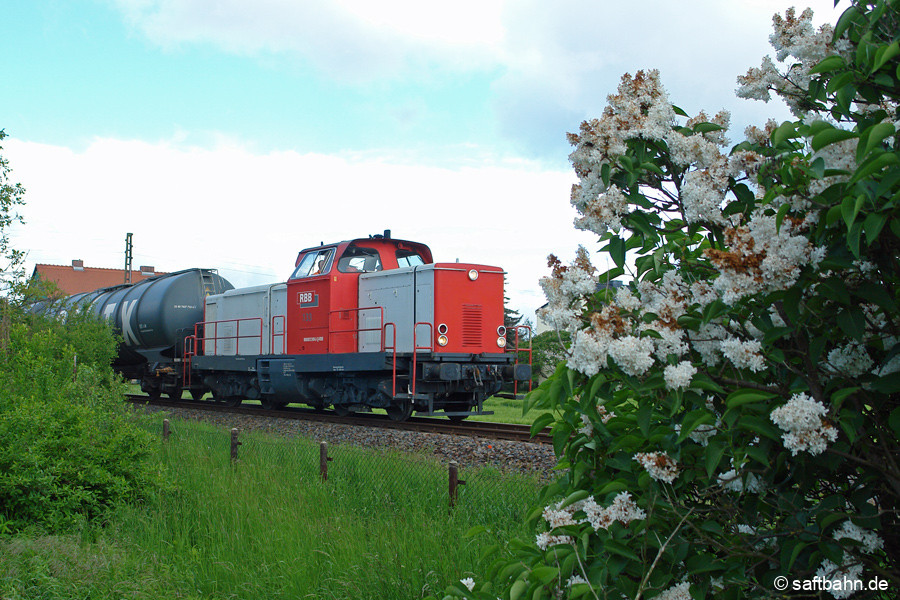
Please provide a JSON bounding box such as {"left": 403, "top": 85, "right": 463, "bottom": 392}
{"left": 297, "top": 291, "right": 318, "bottom": 307}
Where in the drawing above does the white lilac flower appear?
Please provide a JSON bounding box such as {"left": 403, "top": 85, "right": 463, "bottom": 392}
{"left": 770, "top": 393, "right": 838, "bottom": 456}
{"left": 720, "top": 337, "right": 767, "bottom": 372}
{"left": 597, "top": 404, "right": 616, "bottom": 423}
{"left": 634, "top": 451, "right": 678, "bottom": 484}
{"left": 608, "top": 335, "right": 655, "bottom": 377}
{"left": 615, "top": 286, "right": 642, "bottom": 312}
{"left": 581, "top": 492, "right": 646, "bottom": 531}
{"left": 578, "top": 413, "right": 593, "bottom": 437}
{"left": 460, "top": 577, "right": 475, "bottom": 592}
{"left": 656, "top": 582, "right": 692, "bottom": 600}
{"left": 567, "top": 328, "right": 612, "bottom": 377}
{"left": 826, "top": 342, "right": 873, "bottom": 378}
{"left": 543, "top": 501, "right": 579, "bottom": 529}
{"left": 718, "top": 468, "right": 764, "bottom": 495}
{"left": 535, "top": 532, "right": 574, "bottom": 551}
{"left": 567, "top": 575, "right": 588, "bottom": 587}
{"left": 654, "top": 327, "right": 688, "bottom": 361}
{"left": 664, "top": 361, "right": 697, "bottom": 391}
{"left": 816, "top": 557, "right": 864, "bottom": 599}
{"left": 707, "top": 209, "right": 825, "bottom": 304}
{"left": 832, "top": 521, "right": 884, "bottom": 555}
{"left": 690, "top": 323, "right": 727, "bottom": 367}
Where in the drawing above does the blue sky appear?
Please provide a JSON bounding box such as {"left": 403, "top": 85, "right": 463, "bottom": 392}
{"left": 2, "top": 0, "right": 845, "bottom": 319}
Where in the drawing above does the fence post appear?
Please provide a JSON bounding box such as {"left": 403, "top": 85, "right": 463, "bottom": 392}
{"left": 162, "top": 419, "right": 170, "bottom": 441}
{"left": 320, "top": 441, "right": 332, "bottom": 481}
{"left": 231, "top": 428, "right": 241, "bottom": 461}
{"left": 449, "top": 461, "right": 466, "bottom": 511}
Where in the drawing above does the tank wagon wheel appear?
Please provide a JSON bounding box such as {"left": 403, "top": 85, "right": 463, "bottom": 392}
{"left": 221, "top": 398, "right": 242, "bottom": 408}
{"left": 386, "top": 399, "right": 413, "bottom": 422}
{"left": 260, "top": 397, "right": 288, "bottom": 410}
{"left": 190, "top": 390, "right": 206, "bottom": 401}
{"left": 332, "top": 404, "right": 350, "bottom": 417}
{"left": 167, "top": 388, "right": 183, "bottom": 400}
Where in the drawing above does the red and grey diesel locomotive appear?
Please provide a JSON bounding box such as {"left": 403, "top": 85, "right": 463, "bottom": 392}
{"left": 48, "top": 232, "right": 532, "bottom": 420}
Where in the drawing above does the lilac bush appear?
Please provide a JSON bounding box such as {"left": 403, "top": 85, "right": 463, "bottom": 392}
{"left": 441, "top": 2, "right": 899, "bottom": 598}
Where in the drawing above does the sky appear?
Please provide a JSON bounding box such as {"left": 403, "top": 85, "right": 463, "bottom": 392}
{"left": 2, "top": 0, "right": 846, "bottom": 322}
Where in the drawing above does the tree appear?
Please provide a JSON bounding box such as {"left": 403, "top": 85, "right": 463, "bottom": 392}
{"left": 0, "top": 129, "right": 25, "bottom": 297}
{"left": 440, "top": 2, "right": 899, "bottom": 598}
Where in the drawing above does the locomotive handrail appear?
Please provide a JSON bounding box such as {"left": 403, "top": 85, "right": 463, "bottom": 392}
{"left": 194, "top": 317, "right": 264, "bottom": 356}
{"left": 509, "top": 324, "right": 534, "bottom": 395}
{"left": 270, "top": 315, "right": 286, "bottom": 355}
{"left": 411, "top": 321, "right": 434, "bottom": 398}
{"left": 384, "top": 322, "right": 398, "bottom": 397}
{"left": 327, "top": 306, "right": 385, "bottom": 353}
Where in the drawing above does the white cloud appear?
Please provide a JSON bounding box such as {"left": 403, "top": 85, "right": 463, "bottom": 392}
{"left": 106, "top": 0, "right": 846, "bottom": 155}
{"left": 6, "top": 136, "right": 592, "bottom": 319}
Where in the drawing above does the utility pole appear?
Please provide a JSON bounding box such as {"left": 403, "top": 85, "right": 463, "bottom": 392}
{"left": 124, "top": 232, "right": 133, "bottom": 284}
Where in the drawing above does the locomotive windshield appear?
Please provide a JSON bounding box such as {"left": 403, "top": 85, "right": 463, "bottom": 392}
{"left": 337, "top": 246, "right": 382, "bottom": 273}
{"left": 292, "top": 248, "right": 334, "bottom": 278}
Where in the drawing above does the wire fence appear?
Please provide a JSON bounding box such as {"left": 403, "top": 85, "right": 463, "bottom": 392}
{"left": 149, "top": 417, "right": 546, "bottom": 521}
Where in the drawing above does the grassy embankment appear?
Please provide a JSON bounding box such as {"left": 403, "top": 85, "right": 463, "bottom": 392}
{"left": 1, "top": 417, "right": 547, "bottom": 599}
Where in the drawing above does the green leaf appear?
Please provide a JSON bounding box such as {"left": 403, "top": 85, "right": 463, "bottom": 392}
{"left": 705, "top": 442, "right": 727, "bottom": 478}
{"left": 560, "top": 490, "right": 591, "bottom": 508}
{"left": 872, "top": 41, "right": 900, "bottom": 73}
{"left": 772, "top": 121, "right": 797, "bottom": 145}
{"left": 726, "top": 388, "right": 777, "bottom": 409}
{"left": 812, "top": 127, "right": 857, "bottom": 152}
{"left": 863, "top": 212, "right": 887, "bottom": 246}
{"left": 859, "top": 122, "right": 896, "bottom": 160}
{"left": 608, "top": 236, "right": 626, "bottom": 268}
{"left": 531, "top": 566, "right": 559, "bottom": 585}
{"left": 850, "top": 151, "right": 900, "bottom": 184}
{"left": 603, "top": 539, "right": 640, "bottom": 561}
{"left": 841, "top": 194, "right": 865, "bottom": 229}
{"left": 531, "top": 412, "right": 556, "bottom": 438}
{"left": 836, "top": 307, "right": 866, "bottom": 340}
{"left": 693, "top": 122, "right": 725, "bottom": 134}
{"left": 809, "top": 54, "right": 846, "bottom": 75}
{"left": 510, "top": 580, "right": 528, "bottom": 600}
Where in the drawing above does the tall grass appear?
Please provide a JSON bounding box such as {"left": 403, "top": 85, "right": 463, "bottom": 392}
{"left": 32, "top": 419, "right": 541, "bottom": 599}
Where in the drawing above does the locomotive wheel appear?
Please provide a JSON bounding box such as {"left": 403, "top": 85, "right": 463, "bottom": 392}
{"left": 190, "top": 389, "right": 205, "bottom": 401}
{"left": 167, "top": 388, "right": 182, "bottom": 400}
{"left": 386, "top": 399, "right": 413, "bottom": 422}
{"left": 445, "top": 393, "right": 472, "bottom": 422}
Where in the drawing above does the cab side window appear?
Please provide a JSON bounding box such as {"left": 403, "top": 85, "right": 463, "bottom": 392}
{"left": 396, "top": 249, "right": 425, "bottom": 268}
{"left": 337, "top": 246, "right": 382, "bottom": 273}
{"left": 291, "top": 249, "right": 334, "bottom": 278}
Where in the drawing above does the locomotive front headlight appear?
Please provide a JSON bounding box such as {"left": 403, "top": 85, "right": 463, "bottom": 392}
{"left": 438, "top": 334, "right": 449, "bottom": 347}
{"left": 497, "top": 325, "right": 507, "bottom": 337}
{"left": 497, "top": 336, "right": 507, "bottom": 348}
{"left": 467, "top": 269, "right": 479, "bottom": 281}
{"left": 437, "top": 323, "right": 449, "bottom": 335}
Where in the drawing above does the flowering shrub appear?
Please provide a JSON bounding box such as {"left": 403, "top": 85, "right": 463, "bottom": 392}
{"left": 439, "top": 2, "right": 899, "bottom": 599}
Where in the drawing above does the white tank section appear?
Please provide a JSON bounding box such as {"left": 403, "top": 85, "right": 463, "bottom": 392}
{"left": 202, "top": 283, "right": 287, "bottom": 356}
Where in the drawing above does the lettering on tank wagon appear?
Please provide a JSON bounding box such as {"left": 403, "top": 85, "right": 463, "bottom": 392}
{"left": 120, "top": 300, "right": 140, "bottom": 346}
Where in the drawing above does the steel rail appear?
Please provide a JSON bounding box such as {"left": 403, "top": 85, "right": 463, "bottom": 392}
{"left": 125, "top": 394, "right": 552, "bottom": 444}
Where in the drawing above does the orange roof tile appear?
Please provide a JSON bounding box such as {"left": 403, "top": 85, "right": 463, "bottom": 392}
{"left": 31, "top": 263, "right": 168, "bottom": 295}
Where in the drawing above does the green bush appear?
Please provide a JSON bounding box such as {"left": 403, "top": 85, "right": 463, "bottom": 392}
{"left": 0, "top": 308, "right": 159, "bottom": 533}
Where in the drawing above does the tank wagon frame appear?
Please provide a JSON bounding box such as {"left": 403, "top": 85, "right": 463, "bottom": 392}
{"left": 78, "top": 232, "right": 532, "bottom": 421}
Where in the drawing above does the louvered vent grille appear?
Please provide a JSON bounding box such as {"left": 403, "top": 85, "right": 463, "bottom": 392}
{"left": 462, "top": 304, "right": 483, "bottom": 347}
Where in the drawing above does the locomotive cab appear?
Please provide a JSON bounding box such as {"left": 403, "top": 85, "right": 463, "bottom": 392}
{"left": 285, "top": 234, "right": 432, "bottom": 355}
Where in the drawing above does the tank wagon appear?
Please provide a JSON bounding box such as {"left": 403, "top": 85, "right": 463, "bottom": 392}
{"left": 52, "top": 233, "right": 532, "bottom": 420}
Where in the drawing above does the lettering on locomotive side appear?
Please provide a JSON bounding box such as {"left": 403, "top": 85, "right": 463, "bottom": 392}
{"left": 303, "top": 336, "right": 324, "bottom": 342}
{"left": 297, "top": 291, "right": 318, "bottom": 307}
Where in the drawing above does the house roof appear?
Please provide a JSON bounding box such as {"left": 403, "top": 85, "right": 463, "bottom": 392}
{"left": 31, "top": 261, "right": 167, "bottom": 295}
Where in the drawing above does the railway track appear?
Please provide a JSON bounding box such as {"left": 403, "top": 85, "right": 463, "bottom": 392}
{"left": 125, "top": 394, "right": 552, "bottom": 445}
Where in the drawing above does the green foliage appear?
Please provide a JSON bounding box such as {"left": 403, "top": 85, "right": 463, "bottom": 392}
{"left": 0, "top": 309, "right": 159, "bottom": 533}
{"left": 530, "top": 330, "right": 572, "bottom": 383}
{"left": 437, "top": 2, "right": 900, "bottom": 599}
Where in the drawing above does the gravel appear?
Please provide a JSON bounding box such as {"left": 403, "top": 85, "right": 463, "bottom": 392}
{"left": 137, "top": 405, "right": 560, "bottom": 479}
